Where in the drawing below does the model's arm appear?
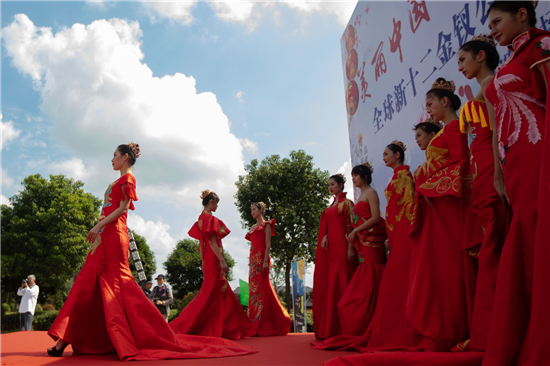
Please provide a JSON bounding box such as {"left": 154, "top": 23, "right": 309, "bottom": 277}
{"left": 481, "top": 78, "right": 509, "bottom": 205}
{"left": 263, "top": 223, "right": 272, "bottom": 271}
{"left": 209, "top": 236, "right": 228, "bottom": 272}
{"left": 86, "top": 198, "right": 131, "bottom": 244}
{"left": 347, "top": 190, "right": 381, "bottom": 245}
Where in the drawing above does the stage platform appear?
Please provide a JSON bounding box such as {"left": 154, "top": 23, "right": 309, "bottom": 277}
{"left": 1, "top": 331, "right": 357, "bottom": 365}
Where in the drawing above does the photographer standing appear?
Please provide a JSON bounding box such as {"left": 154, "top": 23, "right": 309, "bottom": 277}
{"left": 17, "top": 275, "right": 39, "bottom": 331}
{"left": 151, "top": 274, "right": 172, "bottom": 322}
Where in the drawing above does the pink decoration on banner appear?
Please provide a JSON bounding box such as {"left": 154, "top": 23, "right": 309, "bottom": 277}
{"left": 389, "top": 18, "right": 403, "bottom": 63}
{"left": 371, "top": 41, "right": 387, "bottom": 82}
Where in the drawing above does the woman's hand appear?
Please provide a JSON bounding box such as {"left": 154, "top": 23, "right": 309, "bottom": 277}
{"left": 321, "top": 235, "right": 328, "bottom": 250}
{"left": 494, "top": 171, "right": 510, "bottom": 205}
{"left": 347, "top": 230, "right": 357, "bottom": 245}
{"left": 263, "top": 259, "right": 269, "bottom": 271}
{"left": 347, "top": 245, "right": 356, "bottom": 262}
{"left": 86, "top": 223, "right": 102, "bottom": 244}
{"left": 423, "top": 196, "right": 431, "bottom": 205}
{"left": 220, "top": 260, "right": 229, "bottom": 273}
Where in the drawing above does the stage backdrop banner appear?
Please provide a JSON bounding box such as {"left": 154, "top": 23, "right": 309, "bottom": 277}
{"left": 291, "top": 258, "right": 306, "bottom": 333}
{"left": 341, "top": 1, "right": 550, "bottom": 206}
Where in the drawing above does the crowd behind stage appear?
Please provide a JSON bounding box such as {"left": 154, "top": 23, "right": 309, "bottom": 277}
{"left": 38, "top": 1, "right": 549, "bottom": 365}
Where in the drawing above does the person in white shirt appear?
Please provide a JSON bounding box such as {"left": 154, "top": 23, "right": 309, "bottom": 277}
{"left": 17, "top": 275, "right": 39, "bottom": 331}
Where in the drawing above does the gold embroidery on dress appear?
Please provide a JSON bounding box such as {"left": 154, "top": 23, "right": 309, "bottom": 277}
{"left": 393, "top": 170, "right": 415, "bottom": 222}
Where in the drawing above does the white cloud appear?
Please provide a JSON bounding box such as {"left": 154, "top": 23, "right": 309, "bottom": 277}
{"left": 127, "top": 213, "right": 178, "bottom": 273}
{"left": 141, "top": 0, "right": 357, "bottom": 28}
{"left": 1, "top": 114, "right": 21, "bottom": 150}
{"left": 337, "top": 157, "right": 352, "bottom": 180}
{"left": 3, "top": 14, "right": 255, "bottom": 206}
{"left": 281, "top": 1, "right": 357, "bottom": 25}
{"left": 1, "top": 194, "right": 11, "bottom": 206}
{"left": 48, "top": 158, "right": 95, "bottom": 181}
{"left": 238, "top": 137, "right": 258, "bottom": 154}
{"left": 234, "top": 90, "right": 244, "bottom": 103}
{"left": 141, "top": 0, "right": 198, "bottom": 25}
{"left": 1, "top": 168, "right": 14, "bottom": 191}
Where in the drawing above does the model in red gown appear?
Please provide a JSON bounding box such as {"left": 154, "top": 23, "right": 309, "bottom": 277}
{"left": 170, "top": 191, "right": 254, "bottom": 340}
{"left": 313, "top": 174, "right": 356, "bottom": 340}
{"left": 456, "top": 34, "right": 510, "bottom": 352}
{"left": 47, "top": 145, "right": 255, "bottom": 361}
{"left": 246, "top": 202, "right": 291, "bottom": 336}
{"left": 312, "top": 165, "right": 385, "bottom": 351}
{"left": 482, "top": 7, "right": 550, "bottom": 363}
{"left": 407, "top": 79, "right": 470, "bottom": 352}
{"left": 367, "top": 142, "right": 424, "bottom": 349}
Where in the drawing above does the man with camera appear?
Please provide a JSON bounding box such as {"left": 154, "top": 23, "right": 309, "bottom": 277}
{"left": 17, "top": 275, "right": 39, "bottom": 331}
{"left": 150, "top": 274, "right": 173, "bottom": 322}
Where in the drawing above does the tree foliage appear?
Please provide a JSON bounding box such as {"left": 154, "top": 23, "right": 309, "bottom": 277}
{"left": 129, "top": 231, "right": 156, "bottom": 283}
{"left": 1, "top": 174, "right": 102, "bottom": 303}
{"left": 164, "top": 238, "right": 235, "bottom": 297}
{"left": 234, "top": 150, "right": 330, "bottom": 309}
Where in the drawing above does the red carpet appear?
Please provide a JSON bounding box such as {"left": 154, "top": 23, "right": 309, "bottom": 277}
{"left": 1, "top": 331, "right": 356, "bottom": 365}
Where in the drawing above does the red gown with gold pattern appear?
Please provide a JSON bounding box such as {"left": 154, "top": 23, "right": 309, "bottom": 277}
{"left": 407, "top": 119, "right": 470, "bottom": 352}
{"left": 245, "top": 219, "right": 291, "bottom": 336}
{"left": 313, "top": 192, "right": 356, "bottom": 340}
{"left": 367, "top": 165, "right": 424, "bottom": 349}
{"left": 311, "top": 200, "right": 385, "bottom": 351}
{"left": 48, "top": 174, "right": 256, "bottom": 360}
{"left": 459, "top": 100, "right": 510, "bottom": 352}
{"left": 169, "top": 211, "right": 254, "bottom": 340}
{"left": 337, "top": 200, "right": 386, "bottom": 336}
{"left": 483, "top": 28, "right": 550, "bottom": 366}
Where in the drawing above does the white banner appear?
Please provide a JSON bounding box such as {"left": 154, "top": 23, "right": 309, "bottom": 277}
{"left": 341, "top": 1, "right": 550, "bottom": 210}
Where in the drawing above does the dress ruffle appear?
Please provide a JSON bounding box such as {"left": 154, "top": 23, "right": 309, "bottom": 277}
{"left": 245, "top": 219, "right": 276, "bottom": 241}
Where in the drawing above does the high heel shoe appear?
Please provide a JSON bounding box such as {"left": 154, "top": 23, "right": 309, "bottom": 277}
{"left": 47, "top": 342, "right": 69, "bottom": 357}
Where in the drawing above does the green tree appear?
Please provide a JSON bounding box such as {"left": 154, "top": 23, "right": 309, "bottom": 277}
{"left": 164, "top": 238, "right": 236, "bottom": 297}
{"left": 234, "top": 150, "right": 330, "bottom": 309}
{"left": 1, "top": 174, "right": 102, "bottom": 303}
{"left": 129, "top": 231, "right": 157, "bottom": 283}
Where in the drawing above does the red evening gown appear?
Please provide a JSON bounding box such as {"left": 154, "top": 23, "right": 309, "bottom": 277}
{"left": 313, "top": 192, "right": 356, "bottom": 340}
{"left": 459, "top": 100, "right": 510, "bottom": 351}
{"left": 406, "top": 119, "right": 470, "bottom": 352}
{"left": 245, "top": 219, "right": 291, "bottom": 336}
{"left": 367, "top": 165, "right": 424, "bottom": 349}
{"left": 311, "top": 200, "right": 386, "bottom": 351}
{"left": 483, "top": 28, "right": 550, "bottom": 366}
{"left": 48, "top": 174, "right": 256, "bottom": 361}
{"left": 169, "top": 211, "right": 255, "bottom": 340}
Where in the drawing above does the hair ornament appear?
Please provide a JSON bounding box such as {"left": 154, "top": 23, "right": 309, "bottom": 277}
{"left": 335, "top": 173, "right": 347, "bottom": 184}
{"left": 423, "top": 117, "right": 444, "bottom": 129}
{"left": 128, "top": 142, "right": 141, "bottom": 159}
{"left": 391, "top": 140, "right": 407, "bottom": 152}
{"left": 431, "top": 79, "right": 456, "bottom": 93}
{"left": 470, "top": 34, "right": 496, "bottom": 47}
{"left": 362, "top": 162, "right": 374, "bottom": 174}
{"left": 200, "top": 190, "right": 211, "bottom": 200}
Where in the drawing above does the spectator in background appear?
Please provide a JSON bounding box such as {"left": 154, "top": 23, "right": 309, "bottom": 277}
{"left": 143, "top": 279, "right": 154, "bottom": 299}
{"left": 151, "top": 274, "right": 173, "bottom": 322}
{"left": 17, "top": 275, "right": 39, "bottom": 331}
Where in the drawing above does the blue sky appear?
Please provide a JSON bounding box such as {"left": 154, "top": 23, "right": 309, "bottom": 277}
{"left": 1, "top": 0, "right": 357, "bottom": 289}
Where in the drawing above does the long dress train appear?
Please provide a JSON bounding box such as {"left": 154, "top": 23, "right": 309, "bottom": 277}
{"left": 169, "top": 211, "right": 255, "bottom": 340}
{"left": 48, "top": 174, "right": 256, "bottom": 361}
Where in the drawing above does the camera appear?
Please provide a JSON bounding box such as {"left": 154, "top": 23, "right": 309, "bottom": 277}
{"left": 21, "top": 279, "right": 28, "bottom": 285}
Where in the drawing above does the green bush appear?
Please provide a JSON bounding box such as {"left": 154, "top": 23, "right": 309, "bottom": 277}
{"left": 34, "top": 304, "right": 44, "bottom": 313}
{"left": 32, "top": 311, "right": 59, "bottom": 331}
{"left": 1, "top": 303, "right": 10, "bottom": 315}
{"left": 1, "top": 313, "right": 19, "bottom": 332}
{"left": 168, "top": 290, "right": 199, "bottom": 322}
{"left": 43, "top": 304, "right": 55, "bottom": 311}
